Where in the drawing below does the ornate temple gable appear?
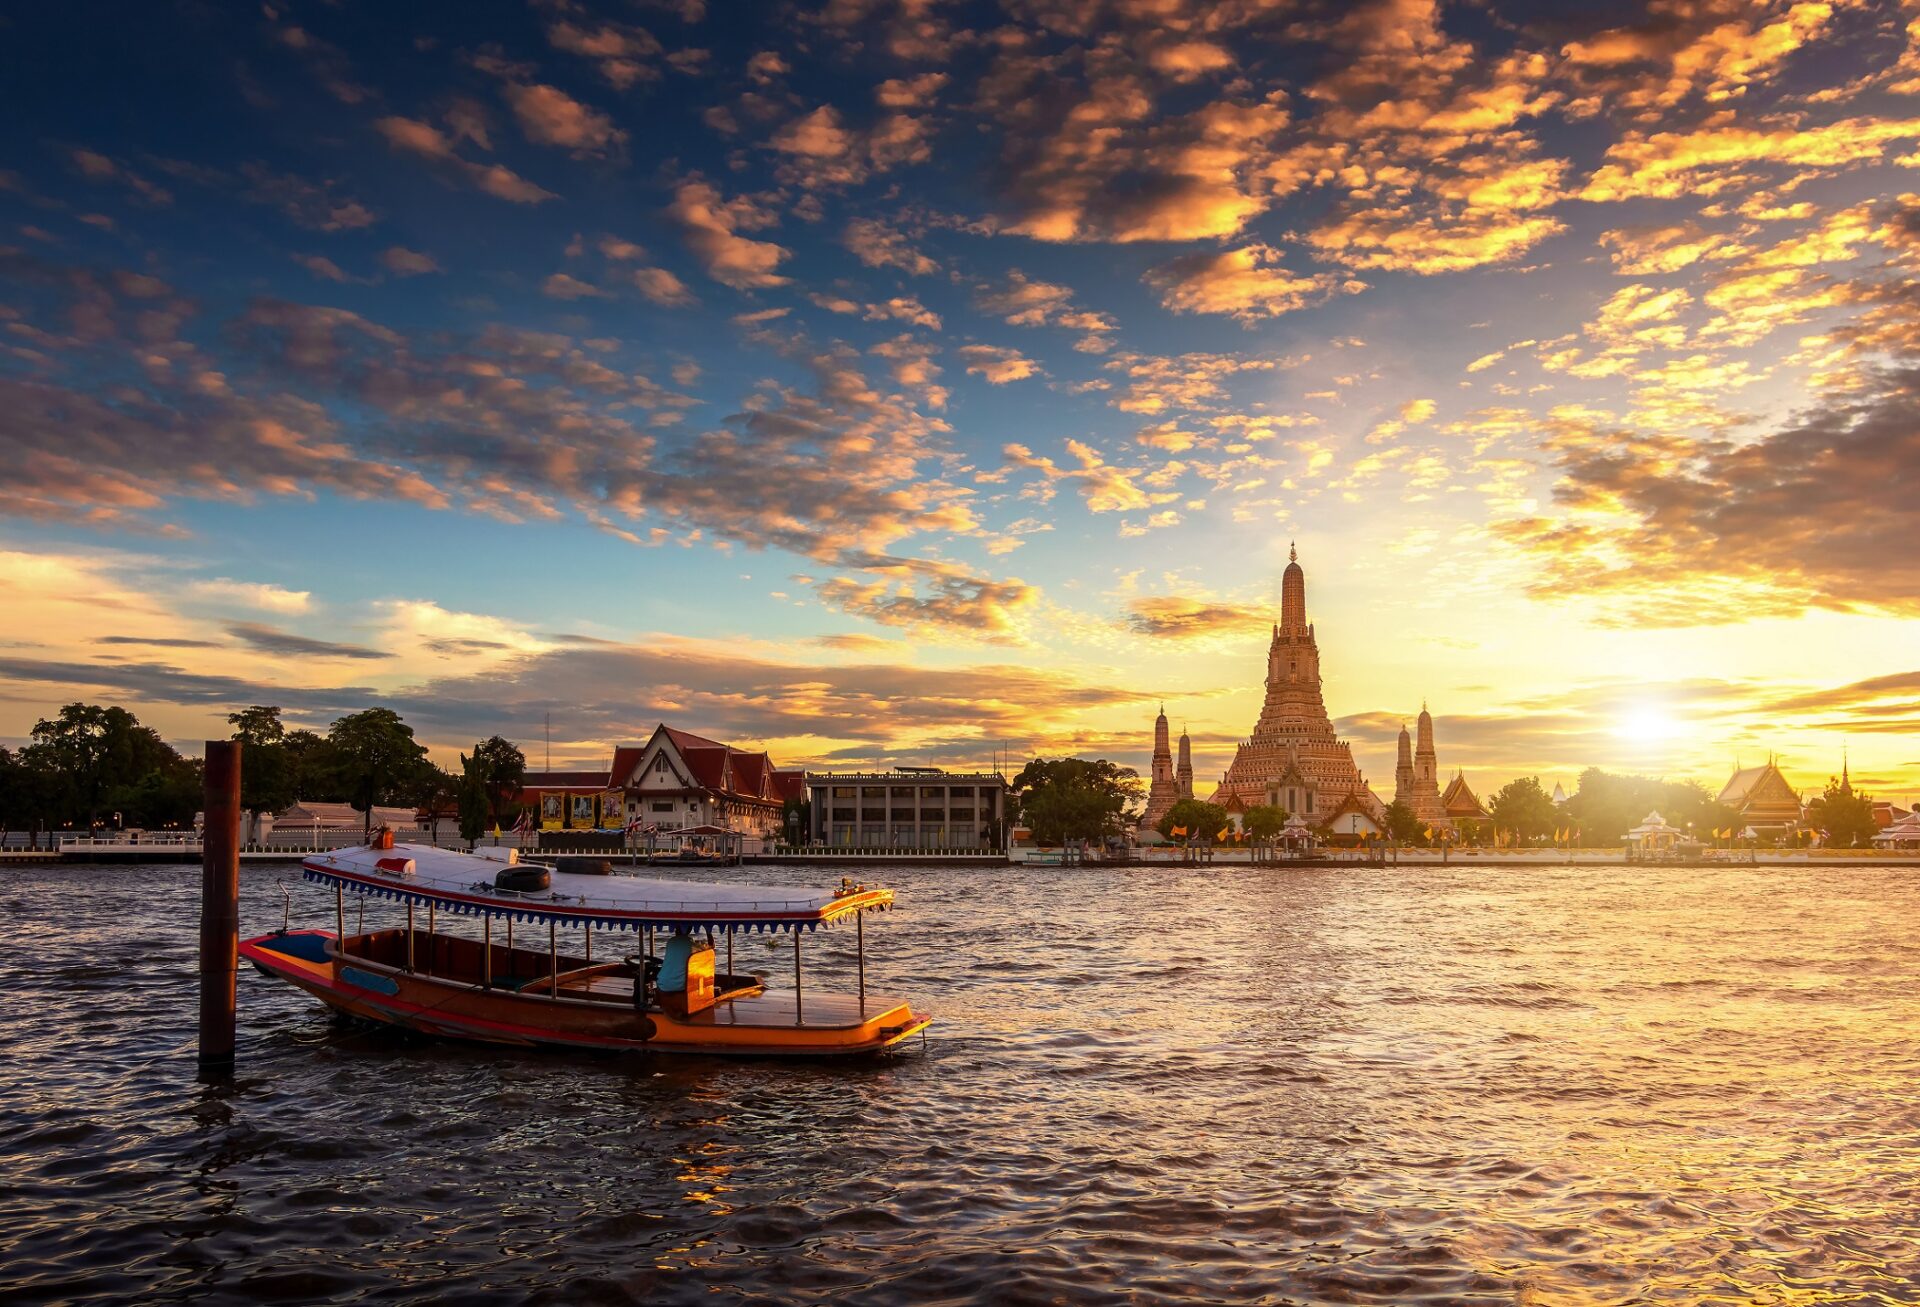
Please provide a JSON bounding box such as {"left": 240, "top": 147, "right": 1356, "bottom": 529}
{"left": 1440, "top": 771, "right": 1489, "bottom": 821}
{"left": 1718, "top": 760, "right": 1802, "bottom": 821}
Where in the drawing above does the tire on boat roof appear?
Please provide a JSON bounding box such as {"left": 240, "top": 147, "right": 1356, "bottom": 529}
{"left": 495, "top": 865, "right": 552, "bottom": 892}
{"left": 554, "top": 856, "right": 614, "bottom": 876}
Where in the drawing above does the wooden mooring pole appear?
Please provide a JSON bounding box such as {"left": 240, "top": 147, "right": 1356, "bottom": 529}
{"left": 198, "top": 740, "right": 241, "bottom": 1073}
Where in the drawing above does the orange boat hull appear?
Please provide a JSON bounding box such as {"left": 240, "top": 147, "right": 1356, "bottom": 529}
{"left": 241, "top": 929, "right": 931, "bottom": 1057}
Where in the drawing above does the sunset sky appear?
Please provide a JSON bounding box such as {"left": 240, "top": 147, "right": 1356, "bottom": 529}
{"left": 2, "top": 0, "right": 1917, "bottom": 804}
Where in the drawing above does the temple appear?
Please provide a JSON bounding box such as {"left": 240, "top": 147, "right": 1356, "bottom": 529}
{"left": 1717, "top": 755, "right": 1802, "bottom": 837}
{"left": 1205, "top": 546, "right": 1384, "bottom": 829}
{"left": 1140, "top": 705, "right": 1194, "bottom": 832}
{"left": 1390, "top": 704, "right": 1484, "bottom": 832}
{"left": 1392, "top": 706, "right": 1447, "bottom": 828}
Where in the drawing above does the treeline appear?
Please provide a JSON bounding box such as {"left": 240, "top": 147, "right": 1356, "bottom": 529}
{"left": 0, "top": 702, "right": 526, "bottom": 839}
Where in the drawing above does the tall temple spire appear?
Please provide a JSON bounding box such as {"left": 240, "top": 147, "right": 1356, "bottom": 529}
{"left": 1280, "top": 543, "right": 1307, "bottom": 630}
{"left": 1176, "top": 725, "right": 1194, "bottom": 801}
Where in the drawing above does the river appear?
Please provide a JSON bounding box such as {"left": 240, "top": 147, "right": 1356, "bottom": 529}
{"left": 3, "top": 859, "right": 1917, "bottom": 1304}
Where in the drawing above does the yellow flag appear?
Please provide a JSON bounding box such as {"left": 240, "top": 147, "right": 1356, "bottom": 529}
{"left": 1217, "top": 826, "right": 1229, "bottom": 841}
{"left": 1171, "top": 824, "right": 1186, "bottom": 837}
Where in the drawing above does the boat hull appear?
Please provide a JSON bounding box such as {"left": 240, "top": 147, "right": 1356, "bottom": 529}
{"left": 241, "top": 929, "right": 931, "bottom": 1057}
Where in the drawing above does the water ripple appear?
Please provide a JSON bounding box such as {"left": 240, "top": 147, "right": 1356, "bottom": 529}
{"left": 2, "top": 860, "right": 1919, "bottom": 1303}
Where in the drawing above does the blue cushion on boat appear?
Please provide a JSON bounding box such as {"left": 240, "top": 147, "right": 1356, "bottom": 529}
{"left": 258, "top": 932, "right": 333, "bottom": 963}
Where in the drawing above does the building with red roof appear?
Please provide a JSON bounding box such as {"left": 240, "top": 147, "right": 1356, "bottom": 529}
{"left": 519, "top": 724, "right": 801, "bottom": 837}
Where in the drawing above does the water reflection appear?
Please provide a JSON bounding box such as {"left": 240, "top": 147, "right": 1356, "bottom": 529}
{"left": 1, "top": 860, "right": 1918, "bottom": 1303}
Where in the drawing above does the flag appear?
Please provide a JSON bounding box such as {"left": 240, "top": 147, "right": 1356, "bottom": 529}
{"left": 1216, "top": 826, "right": 1229, "bottom": 841}
{"left": 492, "top": 823, "right": 501, "bottom": 839}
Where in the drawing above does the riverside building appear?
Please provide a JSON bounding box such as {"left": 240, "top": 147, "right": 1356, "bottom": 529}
{"left": 807, "top": 768, "right": 1009, "bottom": 849}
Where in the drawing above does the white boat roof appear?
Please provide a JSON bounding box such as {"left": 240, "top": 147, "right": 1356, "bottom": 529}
{"left": 304, "top": 843, "right": 893, "bottom": 932}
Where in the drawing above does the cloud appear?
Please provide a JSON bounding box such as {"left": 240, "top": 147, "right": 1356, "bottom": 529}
{"left": 1581, "top": 117, "right": 1920, "bottom": 203}
{"left": 373, "top": 115, "right": 555, "bottom": 204}
{"left": 380, "top": 246, "right": 442, "bottom": 277}
{"left": 500, "top": 82, "right": 626, "bottom": 157}
{"left": 225, "top": 621, "right": 390, "bottom": 660}
{"left": 631, "top": 266, "right": 696, "bottom": 306}
{"left": 1002, "top": 439, "right": 1176, "bottom": 514}
{"left": 1495, "top": 371, "right": 1920, "bottom": 621}
{"left": 541, "top": 272, "right": 609, "bottom": 300}
{"left": 186, "top": 578, "right": 312, "bottom": 613}
{"left": 843, "top": 217, "right": 937, "bottom": 275}
{"left": 543, "top": 16, "right": 663, "bottom": 89}
{"left": 1144, "top": 245, "right": 1340, "bottom": 323}
{"left": 668, "top": 179, "right": 790, "bottom": 288}
{"left": 1122, "top": 595, "right": 1270, "bottom": 639}
{"left": 959, "top": 344, "right": 1041, "bottom": 384}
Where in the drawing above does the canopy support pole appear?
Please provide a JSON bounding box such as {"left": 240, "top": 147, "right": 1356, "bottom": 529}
{"left": 549, "top": 922, "right": 558, "bottom": 998}
{"left": 585, "top": 924, "right": 591, "bottom": 964}
{"left": 335, "top": 885, "right": 344, "bottom": 957}
{"left": 427, "top": 900, "right": 435, "bottom": 974}
{"left": 726, "top": 928, "right": 733, "bottom": 979}
{"left": 856, "top": 910, "right": 866, "bottom": 1013}
{"left": 483, "top": 914, "right": 492, "bottom": 989}
{"left": 794, "top": 930, "right": 804, "bottom": 1024}
{"left": 406, "top": 902, "right": 415, "bottom": 973}
{"left": 506, "top": 916, "right": 513, "bottom": 982}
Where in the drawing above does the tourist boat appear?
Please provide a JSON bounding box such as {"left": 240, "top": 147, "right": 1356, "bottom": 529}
{"left": 240, "top": 842, "right": 931, "bottom": 1056}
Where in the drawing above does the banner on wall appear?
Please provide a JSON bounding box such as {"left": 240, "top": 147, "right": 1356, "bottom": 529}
{"left": 599, "top": 791, "right": 626, "bottom": 829}
{"left": 571, "top": 794, "right": 596, "bottom": 828}
{"left": 540, "top": 793, "right": 566, "bottom": 831}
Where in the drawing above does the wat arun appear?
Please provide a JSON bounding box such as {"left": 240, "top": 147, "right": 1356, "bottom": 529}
{"left": 1204, "top": 546, "right": 1385, "bottom": 826}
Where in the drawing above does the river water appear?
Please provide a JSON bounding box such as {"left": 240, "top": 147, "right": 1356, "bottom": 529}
{"left": 3, "top": 859, "right": 1918, "bottom": 1305}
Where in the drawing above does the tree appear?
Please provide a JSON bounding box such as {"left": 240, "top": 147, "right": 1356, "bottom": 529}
{"left": 1565, "top": 767, "right": 1744, "bottom": 847}
{"left": 20, "top": 703, "right": 185, "bottom": 827}
{"left": 1243, "top": 803, "right": 1289, "bottom": 841}
{"left": 1808, "top": 776, "right": 1876, "bottom": 848}
{"left": 1490, "top": 776, "right": 1557, "bottom": 843}
{"left": 457, "top": 752, "right": 490, "bottom": 848}
{"left": 228, "top": 705, "right": 297, "bottom": 821}
{"left": 1381, "top": 799, "right": 1423, "bottom": 844}
{"left": 416, "top": 763, "right": 459, "bottom": 844}
{"left": 326, "top": 708, "right": 430, "bottom": 838}
{"left": 469, "top": 735, "right": 527, "bottom": 823}
{"left": 1011, "top": 757, "right": 1142, "bottom": 845}
{"left": 1157, "top": 797, "right": 1228, "bottom": 843}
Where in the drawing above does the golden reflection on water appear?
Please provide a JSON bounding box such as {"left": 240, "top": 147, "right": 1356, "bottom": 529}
{"left": 1, "top": 860, "right": 1917, "bottom": 1304}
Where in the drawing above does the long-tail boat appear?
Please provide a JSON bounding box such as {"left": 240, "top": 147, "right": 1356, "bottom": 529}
{"left": 240, "top": 842, "right": 931, "bottom": 1056}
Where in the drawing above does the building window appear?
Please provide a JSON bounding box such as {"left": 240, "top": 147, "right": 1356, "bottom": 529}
{"left": 652, "top": 801, "right": 674, "bottom": 813}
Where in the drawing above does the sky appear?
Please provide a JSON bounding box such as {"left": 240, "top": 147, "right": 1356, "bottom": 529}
{"left": 1, "top": 0, "right": 1917, "bottom": 805}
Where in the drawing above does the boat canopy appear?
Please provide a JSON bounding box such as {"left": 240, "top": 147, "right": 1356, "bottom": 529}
{"left": 303, "top": 843, "right": 893, "bottom": 932}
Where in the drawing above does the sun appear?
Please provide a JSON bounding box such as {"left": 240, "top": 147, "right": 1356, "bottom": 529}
{"left": 1615, "top": 705, "right": 1681, "bottom": 744}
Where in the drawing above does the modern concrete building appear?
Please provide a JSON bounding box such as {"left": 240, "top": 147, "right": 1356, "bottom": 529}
{"left": 807, "top": 768, "right": 1009, "bottom": 849}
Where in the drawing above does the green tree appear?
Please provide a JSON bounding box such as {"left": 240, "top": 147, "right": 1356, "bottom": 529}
{"left": 1157, "top": 796, "right": 1229, "bottom": 843}
{"left": 19, "top": 703, "right": 185, "bottom": 827}
{"left": 326, "top": 708, "right": 430, "bottom": 838}
{"left": 1011, "top": 757, "right": 1142, "bottom": 844}
{"left": 469, "top": 735, "right": 527, "bottom": 822}
{"left": 1807, "top": 776, "right": 1876, "bottom": 848}
{"left": 228, "top": 705, "right": 297, "bottom": 821}
{"left": 1243, "top": 803, "right": 1289, "bottom": 841}
{"left": 1490, "top": 776, "right": 1557, "bottom": 843}
{"left": 1381, "top": 799, "right": 1423, "bottom": 844}
{"left": 457, "top": 751, "right": 490, "bottom": 847}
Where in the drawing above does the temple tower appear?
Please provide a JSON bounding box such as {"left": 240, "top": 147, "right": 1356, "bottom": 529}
{"left": 1210, "top": 545, "right": 1383, "bottom": 827}
{"left": 1141, "top": 704, "right": 1180, "bottom": 831}
{"left": 1415, "top": 703, "right": 1437, "bottom": 787}
{"left": 1176, "top": 727, "right": 1194, "bottom": 801}
{"left": 1393, "top": 724, "right": 1416, "bottom": 806}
